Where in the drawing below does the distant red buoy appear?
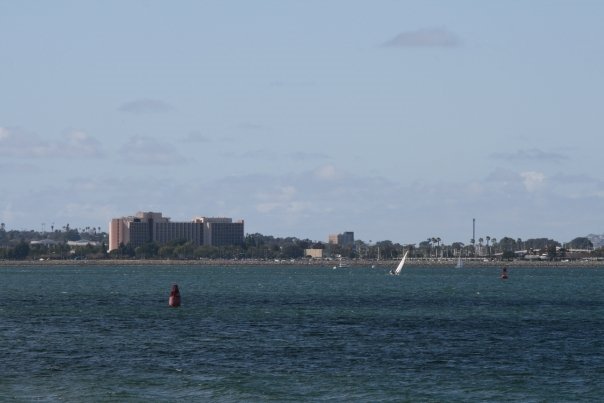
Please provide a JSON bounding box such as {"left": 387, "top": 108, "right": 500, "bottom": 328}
{"left": 169, "top": 284, "right": 181, "bottom": 307}
{"left": 501, "top": 266, "right": 508, "bottom": 280}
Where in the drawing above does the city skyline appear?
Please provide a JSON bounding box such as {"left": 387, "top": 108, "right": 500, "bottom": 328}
{"left": 108, "top": 211, "right": 244, "bottom": 251}
{"left": 1, "top": 215, "right": 598, "bottom": 250}
{"left": 2, "top": 1, "right": 604, "bottom": 244}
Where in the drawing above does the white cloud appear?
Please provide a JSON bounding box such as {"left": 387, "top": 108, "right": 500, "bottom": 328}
{"left": 520, "top": 171, "right": 546, "bottom": 192}
{"left": 383, "top": 28, "right": 461, "bottom": 48}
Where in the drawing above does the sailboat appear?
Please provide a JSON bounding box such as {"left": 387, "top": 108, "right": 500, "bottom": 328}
{"left": 455, "top": 255, "right": 464, "bottom": 268}
{"left": 390, "top": 250, "right": 409, "bottom": 275}
{"left": 333, "top": 256, "right": 348, "bottom": 269}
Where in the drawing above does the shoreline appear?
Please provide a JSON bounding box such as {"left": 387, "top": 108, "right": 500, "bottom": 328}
{"left": 1, "top": 258, "right": 603, "bottom": 268}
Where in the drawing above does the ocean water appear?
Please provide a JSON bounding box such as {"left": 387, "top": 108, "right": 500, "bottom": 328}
{"left": 1, "top": 264, "right": 603, "bottom": 402}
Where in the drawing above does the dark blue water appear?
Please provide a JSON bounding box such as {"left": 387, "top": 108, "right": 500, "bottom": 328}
{"left": 1, "top": 265, "right": 603, "bottom": 401}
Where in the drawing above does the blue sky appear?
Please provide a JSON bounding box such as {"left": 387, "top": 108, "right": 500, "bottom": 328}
{"left": 1, "top": 1, "right": 603, "bottom": 245}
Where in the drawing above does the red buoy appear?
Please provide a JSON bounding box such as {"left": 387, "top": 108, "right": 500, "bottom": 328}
{"left": 169, "top": 284, "right": 181, "bottom": 307}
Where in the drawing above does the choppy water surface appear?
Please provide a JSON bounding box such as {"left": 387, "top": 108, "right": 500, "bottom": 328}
{"left": 1, "top": 265, "right": 603, "bottom": 401}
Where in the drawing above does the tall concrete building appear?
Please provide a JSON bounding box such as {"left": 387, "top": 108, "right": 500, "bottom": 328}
{"left": 339, "top": 231, "right": 354, "bottom": 247}
{"left": 109, "top": 212, "right": 243, "bottom": 251}
{"left": 194, "top": 217, "right": 245, "bottom": 247}
{"left": 328, "top": 231, "right": 355, "bottom": 247}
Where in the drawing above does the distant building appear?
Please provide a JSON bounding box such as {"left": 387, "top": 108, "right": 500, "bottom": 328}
{"left": 194, "top": 217, "right": 245, "bottom": 247}
{"left": 30, "top": 239, "right": 58, "bottom": 246}
{"left": 109, "top": 212, "right": 243, "bottom": 251}
{"left": 339, "top": 231, "right": 354, "bottom": 247}
{"left": 67, "top": 240, "right": 101, "bottom": 247}
{"left": 328, "top": 231, "right": 354, "bottom": 247}
{"left": 305, "top": 248, "right": 323, "bottom": 259}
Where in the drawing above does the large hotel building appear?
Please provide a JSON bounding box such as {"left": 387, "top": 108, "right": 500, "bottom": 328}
{"left": 109, "top": 211, "right": 244, "bottom": 251}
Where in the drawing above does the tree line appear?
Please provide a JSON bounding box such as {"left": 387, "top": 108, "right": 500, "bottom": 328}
{"left": 0, "top": 224, "right": 601, "bottom": 261}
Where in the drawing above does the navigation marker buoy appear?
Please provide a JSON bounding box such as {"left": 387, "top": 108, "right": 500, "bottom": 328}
{"left": 169, "top": 284, "right": 181, "bottom": 307}
{"left": 501, "top": 266, "right": 508, "bottom": 280}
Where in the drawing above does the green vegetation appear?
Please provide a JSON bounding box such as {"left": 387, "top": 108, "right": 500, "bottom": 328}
{"left": 0, "top": 223, "right": 601, "bottom": 262}
{"left": 0, "top": 224, "right": 107, "bottom": 261}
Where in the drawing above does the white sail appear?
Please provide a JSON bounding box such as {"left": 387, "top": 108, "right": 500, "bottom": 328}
{"left": 455, "top": 256, "right": 464, "bottom": 268}
{"left": 393, "top": 251, "right": 409, "bottom": 275}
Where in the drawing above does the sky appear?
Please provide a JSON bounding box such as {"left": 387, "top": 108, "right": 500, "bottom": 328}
{"left": 1, "top": 0, "right": 604, "bottom": 245}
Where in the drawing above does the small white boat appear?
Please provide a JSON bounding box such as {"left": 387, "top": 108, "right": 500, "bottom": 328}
{"left": 390, "top": 251, "right": 408, "bottom": 275}
{"left": 333, "top": 257, "right": 348, "bottom": 269}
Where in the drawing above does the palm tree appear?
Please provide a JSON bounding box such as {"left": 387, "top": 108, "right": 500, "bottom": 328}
{"left": 438, "top": 237, "right": 442, "bottom": 256}
{"left": 486, "top": 236, "right": 491, "bottom": 256}
{"left": 407, "top": 244, "right": 415, "bottom": 258}
{"left": 478, "top": 237, "right": 484, "bottom": 256}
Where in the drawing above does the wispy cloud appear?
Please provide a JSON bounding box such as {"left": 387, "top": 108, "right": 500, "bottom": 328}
{"left": 485, "top": 167, "right": 520, "bottom": 183}
{"left": 0, "top": 126, "right": 46, "bottom": 157}
{"left": 118, "top": 99, "right": 173, "bottom": 114}
{"left": 0, "top": 203, "right": 18, "bottom": 225}
{"left": 238, "top": 122, "right": 267, "bottom": 131}
{"left": 0, "top": 126, "right": 103, "bottom": 158}
{"left": 226, "top": 149, "right": 328, "bottom": 162}
{"left": 254, "top": 186, "right": 312, "bottom": 218}
{"left": 268, "top": 80, "right": 316, "bottom": 88}
{"left": 491, "top": 148, "right": 568, "bottom": 163}
{"left": 290, "top": 151, "right": 329, "bottom": 161}
{"left": 314, "top": 164, "right": 339, "bottom": 180}
{"left": 119, "top": 135, "right": 185, "bottom": 165}
{"left": 181, "top": 131, "right": 211, "bottom": 143}
{"left": 383, "top": 28, "right": 461, "bottom": 48}
{"left": 5, "top": 164, "right": 604, "bottom": 243}
{"left": 0, "top": 162, "right": 40, "bottom": 174}
{"left": 62, "top": 129, "right": 104, "bottom": 157}
{"left": 551, "top": 172, "right": 596, "bottom": 185}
